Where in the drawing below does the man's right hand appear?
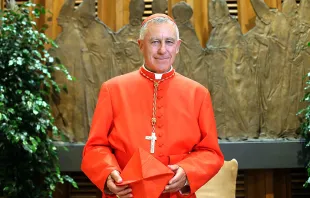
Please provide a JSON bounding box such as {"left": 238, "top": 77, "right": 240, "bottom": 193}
{"left": 105, "top": 170, "right": 133, "bottom": 198}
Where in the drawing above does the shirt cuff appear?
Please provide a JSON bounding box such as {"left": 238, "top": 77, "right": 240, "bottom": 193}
{"left": 179, "top": 179, "right": 190, "bottom": 195}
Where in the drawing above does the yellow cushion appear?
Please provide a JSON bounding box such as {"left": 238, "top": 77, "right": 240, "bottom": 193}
{"left": 196, "top": 159, "right": 238, "bottom": 198}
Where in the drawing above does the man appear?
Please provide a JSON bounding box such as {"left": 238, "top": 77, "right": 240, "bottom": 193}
{"left": 81, "top": 13, "right": 224, "bottom": 198}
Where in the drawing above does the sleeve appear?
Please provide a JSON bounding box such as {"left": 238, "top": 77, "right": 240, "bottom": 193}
{"left": 81, "top": 83, "right": 121, "bottom": 192}
{"left": 176, "top": 89, "right": 224, "bottom": 196}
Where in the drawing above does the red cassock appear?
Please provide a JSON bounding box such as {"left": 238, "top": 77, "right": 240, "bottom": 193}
{"left": 81, "top": 66, "right": 224, "bottom": 198}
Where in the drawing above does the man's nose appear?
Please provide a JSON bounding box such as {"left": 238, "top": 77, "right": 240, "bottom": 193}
{"left": 158, "top": 42, "right": 167, "bottom": 54}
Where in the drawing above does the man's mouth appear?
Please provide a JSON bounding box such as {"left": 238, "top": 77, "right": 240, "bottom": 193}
{"left": 155, "top": 57, "right": 169, "bottom": 60}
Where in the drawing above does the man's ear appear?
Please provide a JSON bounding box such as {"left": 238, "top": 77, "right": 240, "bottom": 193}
{"left": 176, "top": 39, "right": 182, "bottom": 54}
{"left": 137, "top": 39, "right": 143, "bottom": 51}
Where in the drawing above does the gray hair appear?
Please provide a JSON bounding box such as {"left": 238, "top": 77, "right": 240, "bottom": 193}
{"left": 139, "top": 17, "right": 180, "bottom": 40}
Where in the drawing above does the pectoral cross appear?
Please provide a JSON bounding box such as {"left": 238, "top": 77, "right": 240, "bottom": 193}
{"left": 145, "top": 132, "right": 157, "bottom": 153}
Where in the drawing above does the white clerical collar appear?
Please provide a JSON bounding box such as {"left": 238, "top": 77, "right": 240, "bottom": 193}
{"left": 142, "top": 65, "right": 173, "bottom": 80}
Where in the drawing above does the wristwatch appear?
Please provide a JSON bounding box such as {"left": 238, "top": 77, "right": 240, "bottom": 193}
{"left": 184, "top": 179, "right": 189, "bottom": 186}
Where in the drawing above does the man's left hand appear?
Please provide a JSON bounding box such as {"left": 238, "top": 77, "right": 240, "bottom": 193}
{"left": 163, "top": 165, "right": 187, "bottom": 193}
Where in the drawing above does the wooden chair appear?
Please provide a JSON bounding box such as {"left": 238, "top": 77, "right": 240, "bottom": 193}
{"left": 196, "top": 159, "right": 238, "bottom": 198}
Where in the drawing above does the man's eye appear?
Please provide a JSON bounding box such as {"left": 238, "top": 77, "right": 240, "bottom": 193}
{"left": 166, "top": 40, "right": 174, "bottom": 45}
{"left": 152, "top": 40, "right": 160, "bottom": 44}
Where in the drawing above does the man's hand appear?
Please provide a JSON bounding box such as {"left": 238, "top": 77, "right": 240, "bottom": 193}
{"left": 105, "top": 170, "right": 132, "bottom": 198}
{"left": 163, "top": 165, "right": 188, "bottom": 193}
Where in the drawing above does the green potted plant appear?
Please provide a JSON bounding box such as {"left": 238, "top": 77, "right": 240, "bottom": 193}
{"left": 298, "top": 42, "right": 310, "bottom": 188}
{"left": 0, "top": 1, "right": 77, "bottom": 197}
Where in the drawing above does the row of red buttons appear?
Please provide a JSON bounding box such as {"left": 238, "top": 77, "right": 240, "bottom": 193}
{"left": 156, "top": 89, "right": 164, "bottom": 156}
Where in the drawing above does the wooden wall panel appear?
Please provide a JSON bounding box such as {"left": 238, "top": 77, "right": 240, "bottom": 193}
{"left": 265, "top": 171, "right": 274, "bottom": 198}
{"left": 236, "top": 170, "right": 246, "bottom": 198}
{"left": 97, "top": 0, "right": 116, "bottom": 30}
{"left": 1, "top": 0, "right": 288, "bottom": 46}
{"left": 121, "top": 0, "right": 130, "bottom": 30}
{"left": 50, "top": 0, "right": 64, "bottom": 40}
{"left": 42, "top": 0, "right": 55, "bottom": 40}
{"left": 290, "top": 169, "right": 310, "bottom": 198}
{"left": 98, "top": 0, "right": 130, "bottom": 32}
{"left": 274, "top": 170, "right": 291, "bottom": 198}
{"left": 0, "top": 0, "right": 4, "bottom": 10}
{"left": 246, "top": 170, "right": 267, "bottom": 198}
{"left": 52, "top": 169, "right": 310, "bottom": 198}
{"left": 192, "top": 0, "right": 210, "bottom": 48}
{"left": 237, "top": 0, "right": 256, "bottom": 34}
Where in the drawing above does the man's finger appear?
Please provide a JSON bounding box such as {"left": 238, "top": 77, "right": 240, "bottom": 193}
{"left": 168, "top": 165, "right": 179, "bottom": 172}
{"left": 109, "top": 183, "right": 128, "bottom": 192}
{"left": 110, "top": 170, "right": 123, "bottom": 183}
{"left": 118, "top": 194, "right": 133, "bottom": 198}
{"left": 116, "top": 188, "right": 132, "bottom": 196}
{"left": 164, "top": 182, "right": 180, "bottom": 192}
{"left": 169, "top": 167, "right": 185, "bottom": 184}
{"left": 107, "top": 178, "right": 128, "bottom": 194}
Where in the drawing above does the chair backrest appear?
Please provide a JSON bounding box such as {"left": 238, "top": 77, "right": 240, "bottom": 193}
{"left": 195, "top": 159, "right": 238, "bottom": 198}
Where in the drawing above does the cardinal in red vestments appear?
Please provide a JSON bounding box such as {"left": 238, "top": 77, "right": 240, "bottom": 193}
{"left": 81, "top": 13, "right": 224, "bottom": 198}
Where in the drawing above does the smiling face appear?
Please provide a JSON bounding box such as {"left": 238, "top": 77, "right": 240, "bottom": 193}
{"left": 138, "top": 22, "right": 181, "bottom": 73}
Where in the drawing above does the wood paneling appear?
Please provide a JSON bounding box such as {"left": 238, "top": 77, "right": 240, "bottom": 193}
{"left": 52, "top": 169, "right": 310, "bottom": 198}
{"left": 53, "top": 172, "right": 102, "bottom": 198}
{"left": 291, "top": 169, "right": 310, "bottom": 198}
{"left": 246, "top": 170, "right": 267, "bottom": 198}
{"left": 98, "top": 0, "right": 130, "bottom": 32}
{"left": 237, "top": 0, "right": 256, "bottom": 34}
{"left": 236, "top": 170, "right": 246, "bottom": 198}
{"left": 274, "top": 170, "right": 291, "bottom": 198}
{"left": 0, "top": 0, "right": 4, "bottom": 10}
{"left": 1, "top": 0, "right": 294, "bottom": 45}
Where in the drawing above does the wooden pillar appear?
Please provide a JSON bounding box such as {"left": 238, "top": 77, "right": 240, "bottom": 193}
{"left": 98, "top": 0, "right": 116, "bottom": 30}
{"left": 96, "top": 189, "right": 103, "bottom": 198}
{"left": 192, "top": 0, "right": 210, "bottom": 47}
{"left": 246, "top": 170, "right": 266, "bottom": 198}
{"left": 245, "top": 170, "right": 275, "bottom": 198}
{"left": 42, "top": 0, "right": 54, "bottom": 40}
{"left": 265, "top": 171, "right": 274, "bottom": 198}
{"left": 0, "top": 0, "right": 4, "bottom": 10}
{"left": 121, "top": 0, "right": 130, "bottom": 31}
{"left": 50, "top": 0, "right": 65, "bottom": 40}
{"left": 98, "top": 0, "right": 130, "bottom": 32}
{"left": 274, "top": 170, "right": 291, "bottom": 198}
{"left": 53, "top": 181, "right": 69, "bottom": 198}
{"left": 237, "top": 0, "right": 256, "bottom": 34}
{"left": 114, "top": 0, "right": 130, "bottom": 31}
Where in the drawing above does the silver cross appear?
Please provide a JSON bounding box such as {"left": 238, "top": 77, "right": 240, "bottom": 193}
{"left": 145, "top": 132, "right": 157, "bottom": 153}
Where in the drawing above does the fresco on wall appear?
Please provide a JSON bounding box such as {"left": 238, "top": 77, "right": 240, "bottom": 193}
{"left": 51, "top": 0, "right": 310, "bottom": 142}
